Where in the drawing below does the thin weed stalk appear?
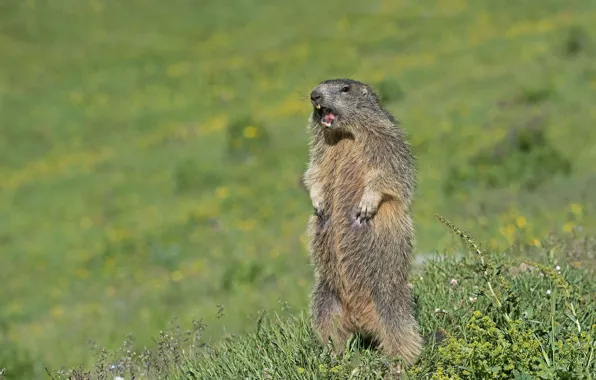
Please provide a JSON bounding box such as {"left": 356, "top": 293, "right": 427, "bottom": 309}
{"left": 434, "top": 214, "right": 511, "bottom": 323}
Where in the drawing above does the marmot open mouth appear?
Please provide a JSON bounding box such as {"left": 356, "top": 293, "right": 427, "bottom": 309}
{"left": 319, "top": 108, "right": 337, "bottom": 128}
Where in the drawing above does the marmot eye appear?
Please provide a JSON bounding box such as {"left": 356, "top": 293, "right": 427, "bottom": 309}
{"left": 341, "top": 85, "right": 350, "bottom": 93}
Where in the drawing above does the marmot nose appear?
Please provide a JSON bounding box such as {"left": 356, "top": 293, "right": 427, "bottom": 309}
{"left": 310, "top": 90, "right": 323, "bottom": 104}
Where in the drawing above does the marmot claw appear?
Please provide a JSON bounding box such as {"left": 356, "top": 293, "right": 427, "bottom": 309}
{"left": 355, "top": 198, "right": 379, "bottom": 224}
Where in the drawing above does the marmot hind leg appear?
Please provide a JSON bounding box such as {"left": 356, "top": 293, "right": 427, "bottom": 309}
{"left": 310, "top": 279, "right": 350, "bottom": 355}
{"left": 376, "top": 313, "right": 422, "bottom": 366}
{"left": 371, "top": 285, "right": 422, "bottom": 365}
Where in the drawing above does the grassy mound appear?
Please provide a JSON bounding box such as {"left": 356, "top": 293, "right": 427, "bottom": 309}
{"left": 38, "top": 218, "right": 596, "bottom": 380}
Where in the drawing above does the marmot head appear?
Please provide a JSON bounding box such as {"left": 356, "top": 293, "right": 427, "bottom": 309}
{"left": 309, "top": 79, "right": 382, "bottom": 131}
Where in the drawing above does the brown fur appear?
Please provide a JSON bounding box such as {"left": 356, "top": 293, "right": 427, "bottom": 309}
{"left": 302, "top": 79, "right": 422, "bottom": 365}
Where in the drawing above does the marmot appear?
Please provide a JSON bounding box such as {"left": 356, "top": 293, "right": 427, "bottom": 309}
{"left": 302, "top": 78, "right": 422, "bottom": 365}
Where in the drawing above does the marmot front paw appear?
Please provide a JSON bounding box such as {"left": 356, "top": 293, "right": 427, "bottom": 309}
{"left": 355, "top": 194, "right": 380, "bottom": 223}
{"left": 312, "top": 198, "right": 327, "bottom": 219}
{"left": 314, "top": 207, "right": 326, "bottom": 218}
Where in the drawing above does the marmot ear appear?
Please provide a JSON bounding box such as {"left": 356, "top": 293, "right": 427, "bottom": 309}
{"left": 361, "top": 87, "right": 369, "bottom": 96}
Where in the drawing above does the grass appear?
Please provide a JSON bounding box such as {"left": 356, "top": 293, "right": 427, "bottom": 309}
{"left": 1, "top": 0, "right": 596, "bottom": 377}
{"left": 38, "top": 217, "right": 596, "bottom": 379}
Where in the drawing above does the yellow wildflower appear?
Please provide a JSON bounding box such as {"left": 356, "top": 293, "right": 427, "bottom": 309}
{"left": 516, "top": 216, "right": 527, "bottom": 229}
{"left": 243, "top": 126, "right": 258, "bottom": 139}
{"left": 570, "top": 203, "right": 583, "bottom": 216}
{"left": 215, "top": 186, "right": 229, "bottom": 199}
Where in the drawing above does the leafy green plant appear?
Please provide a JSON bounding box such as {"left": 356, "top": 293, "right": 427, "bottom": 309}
{"left": 427, "top": 215, "right": 595, "bottom": 380}
{"left": 561, "top": 26, "right": 591, "bottom": 58}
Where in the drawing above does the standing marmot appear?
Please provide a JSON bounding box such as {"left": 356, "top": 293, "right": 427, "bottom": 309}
{"left": 302, "top": 78, "right": 421, "bottom": 365}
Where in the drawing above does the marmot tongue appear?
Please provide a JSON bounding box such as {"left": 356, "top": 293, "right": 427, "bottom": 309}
{"left": 324, "top": 112, "right": 336, "bottom": 123}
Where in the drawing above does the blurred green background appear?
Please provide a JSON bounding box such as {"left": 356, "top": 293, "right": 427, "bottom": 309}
{"left": 1, "top": 0, "right": 596, "bottom": 374}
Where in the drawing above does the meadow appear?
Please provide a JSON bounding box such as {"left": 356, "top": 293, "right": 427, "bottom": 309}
{"left": 1, "top": 0, "right": 596, "bottom": 378}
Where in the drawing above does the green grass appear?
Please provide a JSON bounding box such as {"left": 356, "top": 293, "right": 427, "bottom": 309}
{"left": 1, "top": 0, "right": 596, "bottom": 377}
{"left": 40, "top": 220, "right": 596, "bottom": 379}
